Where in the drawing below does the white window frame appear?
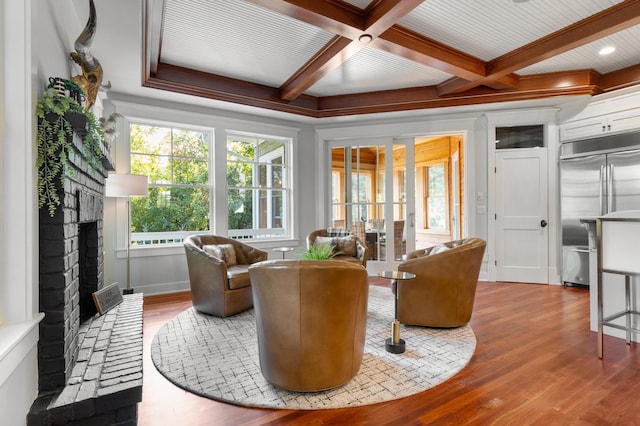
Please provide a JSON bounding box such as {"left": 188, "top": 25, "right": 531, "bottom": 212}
{"left": 226, "top": 131, "right": 292, "bottom": 241}
{"left": 128, "top": 121, "right": 213, "bottom": 246}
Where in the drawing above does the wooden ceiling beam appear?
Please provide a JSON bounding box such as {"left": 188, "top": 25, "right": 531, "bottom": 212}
{"left": 279, "top": 36, "right": 361, "bottom": 101}
{"left": 489, "top": 0, "right": 640, "bottom": 77}
{"left": 243, "top": 0, "right": 365, "bottom": 39}
{"left": 439, "top": 0, "right": 640, "bottom": 95}
{"left": 144, "top": 1, "right": 640, "bottom": 118}
{"left": 598, "top": 64, "right": 640, "bottom": 92}
{"left": 278, "top": 0, "right": 423, "bottom": 101}
{"left": 146, "top": 63, "right": 600, "bottom": 118}
{"left": 364, "top": 0, "right": 425, "bottom": 37}
{"left": 316, "top": 83, "right": 597, "bottom": 118}
{"left": 437, "top": 73, "right": 520, "bottom": 96}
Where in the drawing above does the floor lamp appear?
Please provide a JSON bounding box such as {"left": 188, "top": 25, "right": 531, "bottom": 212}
{"left": 105, "top": 173, "right": 149, "bottom": 294}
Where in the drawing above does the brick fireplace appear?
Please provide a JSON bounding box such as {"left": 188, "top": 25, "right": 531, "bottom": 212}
{"left": 29, "top": 114, "right": 143, "bottom": 425}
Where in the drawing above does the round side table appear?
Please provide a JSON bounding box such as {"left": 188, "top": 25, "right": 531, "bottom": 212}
{"left": 377, "top": 270, "right": 416, "bottom": 354}
{"left": 272, "top": 246, "right": 295, "bottom": 259}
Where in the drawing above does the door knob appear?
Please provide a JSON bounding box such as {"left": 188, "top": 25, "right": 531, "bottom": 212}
{"left": 540, "top": 219, "right": 548, "bottom": 228}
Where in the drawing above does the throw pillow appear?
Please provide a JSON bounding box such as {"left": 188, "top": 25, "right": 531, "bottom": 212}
{"left": 326, "top": 227, "right": 351, "bottom": 237}
{"left": 203, "top": 243, "right": 237, "bottom": 266}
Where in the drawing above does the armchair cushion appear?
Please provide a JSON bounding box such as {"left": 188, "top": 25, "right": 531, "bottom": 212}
{"left": 430, "top": 244, "right": 450, "bottom": 255}
{"left": 227, "top": 265, "right": 251, "bottom": 289}
{"left": 203, "top": 243, "right": 237, "bottom": 266}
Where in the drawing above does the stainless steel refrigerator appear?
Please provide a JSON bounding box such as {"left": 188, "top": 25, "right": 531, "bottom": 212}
{"left": 560, "top": 131, "right": 640, "bottom": 286}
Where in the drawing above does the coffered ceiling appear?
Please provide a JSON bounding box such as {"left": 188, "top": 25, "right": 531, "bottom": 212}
{"left": 142, "top": 0, "right": 640, "bottom": 118}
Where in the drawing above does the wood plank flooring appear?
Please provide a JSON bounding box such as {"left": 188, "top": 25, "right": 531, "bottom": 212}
{"left": 139, "top": 281, "right": 640, "bottom": 425}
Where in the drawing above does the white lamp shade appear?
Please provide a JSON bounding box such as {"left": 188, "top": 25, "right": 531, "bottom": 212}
{"left": 105, "top": 173, "right": 149, "bottom": 197}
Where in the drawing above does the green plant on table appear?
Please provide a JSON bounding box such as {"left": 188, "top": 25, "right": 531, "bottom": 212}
{"left": 36, "top": 88, "right": 105, "bottom": 217}
{"left": 301, "top": 242, "right": 339, "bottom": 260}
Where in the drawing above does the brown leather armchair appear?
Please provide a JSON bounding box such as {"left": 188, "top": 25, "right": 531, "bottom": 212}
{"left": 397, "top": 238, "right": 486, "bottom": 327}
{"left": 183, "top": 234, "right": 268, "bottom": 317}
{"left": 249, "top": 260, "right": 369, "bottom": 392}
{"left": 306, "top": 228, "right": 368, "bottom": 267}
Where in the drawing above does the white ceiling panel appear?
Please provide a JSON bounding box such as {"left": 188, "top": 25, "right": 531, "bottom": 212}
{"left": 398, "top": 0, "right": 625, "bottom": 62}
{"left": 160, "top": 0, "right": 335, "bottom": 87}
{"left": 519, "top": 24, "right": 640, "bottom": 75}
{"left": 307, "top": 47, "right": 451, "bottom": 97}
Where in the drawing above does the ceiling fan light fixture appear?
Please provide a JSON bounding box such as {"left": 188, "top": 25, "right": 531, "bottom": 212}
{"left": 359, "top": 34, "right": 373, "bottom": 44}
{"left": 599, "top": 46, "right": 616, "bottom": 56}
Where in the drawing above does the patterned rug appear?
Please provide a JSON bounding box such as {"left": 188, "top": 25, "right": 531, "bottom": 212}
{"left": 151, "top": 285, "right": 476, "bottom": 410}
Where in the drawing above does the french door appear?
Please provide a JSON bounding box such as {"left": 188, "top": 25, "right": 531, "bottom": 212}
{"left": 327, "top": 138, "right": 415, "bottom": 272}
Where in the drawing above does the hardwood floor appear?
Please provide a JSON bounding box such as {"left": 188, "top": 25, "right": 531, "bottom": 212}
{"left": 139, "top": 281, "right": 640, "bottom": 425}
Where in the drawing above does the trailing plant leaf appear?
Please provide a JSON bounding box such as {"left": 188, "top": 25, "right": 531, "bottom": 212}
{"left": 36, "top": 88, "right": 106, "bottom": 216}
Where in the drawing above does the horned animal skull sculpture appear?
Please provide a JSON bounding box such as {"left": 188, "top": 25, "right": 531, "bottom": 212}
{"left": 70, "top": 0, "right": 103, "bottom": 110}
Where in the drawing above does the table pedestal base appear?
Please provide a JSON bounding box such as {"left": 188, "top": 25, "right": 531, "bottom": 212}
{"left": 385, "top": 319, "right": 405, "bottom": 353}
{"left": 385, "top": 337, "right": 406, "bottom": 354}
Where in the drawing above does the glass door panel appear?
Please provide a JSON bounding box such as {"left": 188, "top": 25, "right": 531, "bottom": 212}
{"left": 328, "top": 139, "right": 415, "bottom": 271}
{"left": 330, "top": 144, "right": 386, "bottom": 262}
{"left": 388, "top": 144, "right": 407, "bottom": 261}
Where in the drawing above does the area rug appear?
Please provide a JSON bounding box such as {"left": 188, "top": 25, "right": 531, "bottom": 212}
{"left": 151, "top": 285, "right": 476, "bottom": 410}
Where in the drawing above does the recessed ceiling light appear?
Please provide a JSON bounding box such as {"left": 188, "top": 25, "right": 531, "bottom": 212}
{"left": 599, "top": 46, "right": 616, "bottom": 56}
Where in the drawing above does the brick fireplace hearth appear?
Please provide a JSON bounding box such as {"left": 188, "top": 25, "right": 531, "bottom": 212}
{"left": 28, "top": 113, "right": 143, "bottom": 425}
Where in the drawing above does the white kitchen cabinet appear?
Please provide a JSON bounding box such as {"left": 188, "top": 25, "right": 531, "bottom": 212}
{"left": 560, "top": 107, "right": 640, "bottom": 142}
{"left": 560, "top": 115, "right": 608, "bottom": 141}
{"left": 560, "top": 88, "right": 640, "bottom": 142}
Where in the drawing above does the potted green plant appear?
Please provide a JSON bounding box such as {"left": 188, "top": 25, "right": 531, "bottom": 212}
{"left": 300, "top": 242, "right": 339, "bottom": 260}
{"left": 36, "top": 84, "right": 105, "bottom": 217}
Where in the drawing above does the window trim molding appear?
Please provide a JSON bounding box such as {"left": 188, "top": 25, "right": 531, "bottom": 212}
{"left": 129, "top": 121, "right": 214, "bottom": 241}
{"left": 226, "top": 133, "right": 292, "bottom": 239}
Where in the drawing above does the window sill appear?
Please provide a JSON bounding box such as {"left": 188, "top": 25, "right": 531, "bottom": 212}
{"left": 0, "top": 313, "right": 44, "bottom": 387}
{"left": 115, "top": 238, "right": 301, "bottom": 258}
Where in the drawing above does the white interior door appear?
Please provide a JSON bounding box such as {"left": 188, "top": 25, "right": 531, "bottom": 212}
{"left": 495, "top": 148, "right": 549, "bottom": 283}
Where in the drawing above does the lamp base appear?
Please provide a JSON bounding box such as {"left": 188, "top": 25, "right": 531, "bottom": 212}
{"left": 122, "top": 288, "right": 134, "bottom": 295}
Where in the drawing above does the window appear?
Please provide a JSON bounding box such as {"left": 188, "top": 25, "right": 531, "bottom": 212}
{"left": 351, "top": 172, "right": 372, "bottom": 222}
{"left": 495, "top": 125, "right": 544, "bottom": 149}
{"left": 129, "top": 123, "right": 211, "bottom": 244}
{"left": 227, "top": 133, "right": 290, "bottom": 240}
{"left": 425, "top": 163, "right": 449, "bottom": 230}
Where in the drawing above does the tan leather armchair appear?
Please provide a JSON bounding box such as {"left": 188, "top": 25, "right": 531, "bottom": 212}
{"left": 183, "top": 234, "right": 268, "bottom": 317}
{"left": 306, "top": 228, "right": 368, "bottom": 267}
{"left": 397, "top": 238, "right": 486, "bottom": 327}
{"left": 249, "top": 260, "right": 369, "bottom": 392}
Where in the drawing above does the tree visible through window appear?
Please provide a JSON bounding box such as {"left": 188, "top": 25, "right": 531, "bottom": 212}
{"left": 227, "top": 134, "right": 289, "bottom": 239}
{"left": 130, "top": 124, "right": 210, "bottom": 242}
